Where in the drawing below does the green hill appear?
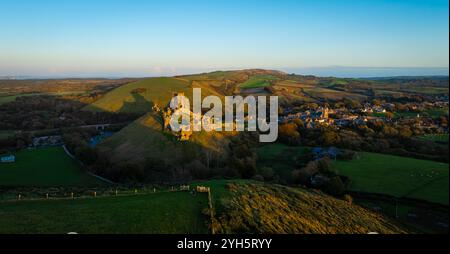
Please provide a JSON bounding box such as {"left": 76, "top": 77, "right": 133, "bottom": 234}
{"left": 97, "top": 112, "right": 236, "bottom": 168}
{"left": 85, "top": 77, "right": 192, "bottom": 114}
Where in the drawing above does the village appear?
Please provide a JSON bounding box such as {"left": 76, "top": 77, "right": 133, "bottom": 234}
{"left": 279, "top": 99, "right": 449, "bottom": 133}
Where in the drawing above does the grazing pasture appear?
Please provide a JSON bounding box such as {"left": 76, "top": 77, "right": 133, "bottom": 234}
{"left": 334, "top": 152, "right": 449, "bottom": 205}
{"left": 416, "top": 134, "right": 449, "bottom": 143}
{"left": 0, "top": 191, "right": 209, "bottom": 233}
{"left": 0, "top": 147, "right": 104, "bottom": 187}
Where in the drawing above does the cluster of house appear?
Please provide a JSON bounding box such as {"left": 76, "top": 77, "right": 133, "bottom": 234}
{"left": 280, "top": 99, "right": 449, "bottom": 129}
{"left": 30, "top": 135, "right": 63, "bottom": 148}
{"left": 360, "top": 103, "right": 388, "bottom": 114}
{"left": 280, "top": 107, "right": 333, "bottom": 127}
{"left": 280, "top": 106, "right": 384, "bottom": 128}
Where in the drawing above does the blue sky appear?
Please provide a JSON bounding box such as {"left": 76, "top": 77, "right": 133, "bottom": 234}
{"left": 0, "top": 0, "right": 448, "bottom": 77}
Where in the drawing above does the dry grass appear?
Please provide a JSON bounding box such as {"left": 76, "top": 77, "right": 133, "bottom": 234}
{"left": 212, "top": 182, "right": 409, "bottom": 234}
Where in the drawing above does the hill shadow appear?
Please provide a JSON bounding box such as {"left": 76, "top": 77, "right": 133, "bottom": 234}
{"left": 118, "top": 92, "right": 154, "bottom": 114}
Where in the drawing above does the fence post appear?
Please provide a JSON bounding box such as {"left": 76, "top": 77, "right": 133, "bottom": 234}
{"left": 46, "top": 193, "right": 49, "bottom": 200}
{"left": 71, "top": 192, "right": 74, "bottom": 199}
{"left": 93, "top": 191, "right": 96, "bottom": 198}
{"left": 18, "top": 194, "right": 21, "bottom": 201}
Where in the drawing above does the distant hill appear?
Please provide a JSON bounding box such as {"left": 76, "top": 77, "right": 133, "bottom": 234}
{"left": 84, "top": 69, "right": 448, "bottom": 116}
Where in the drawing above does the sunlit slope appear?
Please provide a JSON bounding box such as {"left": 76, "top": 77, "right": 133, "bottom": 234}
{"left": 84, "top": 77, "right": 192, "bottom": 114}
{"left": 209, "top": 181, "right": 408, "bottom": 234}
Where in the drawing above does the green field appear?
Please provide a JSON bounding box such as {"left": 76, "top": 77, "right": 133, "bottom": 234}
{"left": 0, "top": 93, "right": 39, "bottom": 105}
{"left": 424, "top": 108, "right": 449, "bottom": 117}
{"left": 416, "top": 134, "right": 449, "bottom": 143}
{"left": 371, "top": 108, "right": 448, "bottom": 118}
{"left": 0, "top": 191, "right": 209, "bottom": 233}
{"left": 239, "top": 75, "right": 278, "bottom": 88}
{"left": 334, "top": 152, "right": 449, "bottom": 205}
{"left": 0, "top": 91, "right": 86, "bottom": 105}
{"left": 0, "top": 147, "right": 104, "bottom": 187}
{"left": 403, "top": 86, "right": 449, "bottom": 95}
{"left": 0, "top": 130, "right": 14, "bottom": 140}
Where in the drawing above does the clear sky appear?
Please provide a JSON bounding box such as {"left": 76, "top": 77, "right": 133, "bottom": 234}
{"left": 0, "top": 0, "right": 448, "bottom": 77}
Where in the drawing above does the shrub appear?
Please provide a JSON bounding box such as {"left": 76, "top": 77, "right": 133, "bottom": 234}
{"left": 343, "top": 194, "right": 353, "bottom": 205}
{"left": 323, "top": 176, "right": 346, "bottom": 196}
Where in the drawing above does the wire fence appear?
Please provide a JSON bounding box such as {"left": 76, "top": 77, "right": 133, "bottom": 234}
{"left": 0, "top": 184, "right": 197, "bottom": 203}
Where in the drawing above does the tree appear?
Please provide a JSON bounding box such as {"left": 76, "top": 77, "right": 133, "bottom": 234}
{"left": 323, "top": 176, "right": 346, "bottom": 196}
{"left": 322, "top": 129, "right": 340, "bottom": 146}
{"left": 279, "top": 123, "right": 301, "bottom": 144}
{"left": 385, "top": 112, "right": 394, "bottom": 120}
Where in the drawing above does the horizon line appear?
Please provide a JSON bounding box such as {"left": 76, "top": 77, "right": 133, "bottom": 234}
{"left": 1, "top": 66, "right": 449, "bottom": 80}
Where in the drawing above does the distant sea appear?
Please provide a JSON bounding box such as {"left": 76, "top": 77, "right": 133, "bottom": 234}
{"left": 283, "top": 66, "right": 449, "bottom": 78}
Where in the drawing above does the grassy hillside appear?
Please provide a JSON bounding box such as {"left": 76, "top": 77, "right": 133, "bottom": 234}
{"left": 85, "top": 77, "right": 191, "bottom": 114}
{"left": 98, "top": 112, "right": 236, "bottom": 165}
{"left": 0, "top": 191, "right": 208, "bottom": 233}
{"left": 210, "top": 181, "right": 408, "bottom": 234}
{"left": 334, "top": 152, "right": 449, "bottom": 205}
{"left": 0, "top": 147, "right": 104, "bottom": 187}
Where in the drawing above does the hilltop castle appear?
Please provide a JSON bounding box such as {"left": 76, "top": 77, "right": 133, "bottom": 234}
{"left": 153, "top": 92, "right": 193, "bottom": 141}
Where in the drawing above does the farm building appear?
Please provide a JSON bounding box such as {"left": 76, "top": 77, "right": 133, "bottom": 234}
{"left": 312, "top": 147, "right": 340, "bottom": 160}
{"left": 0, "top": 155, "right": 15, "bottom": 163}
